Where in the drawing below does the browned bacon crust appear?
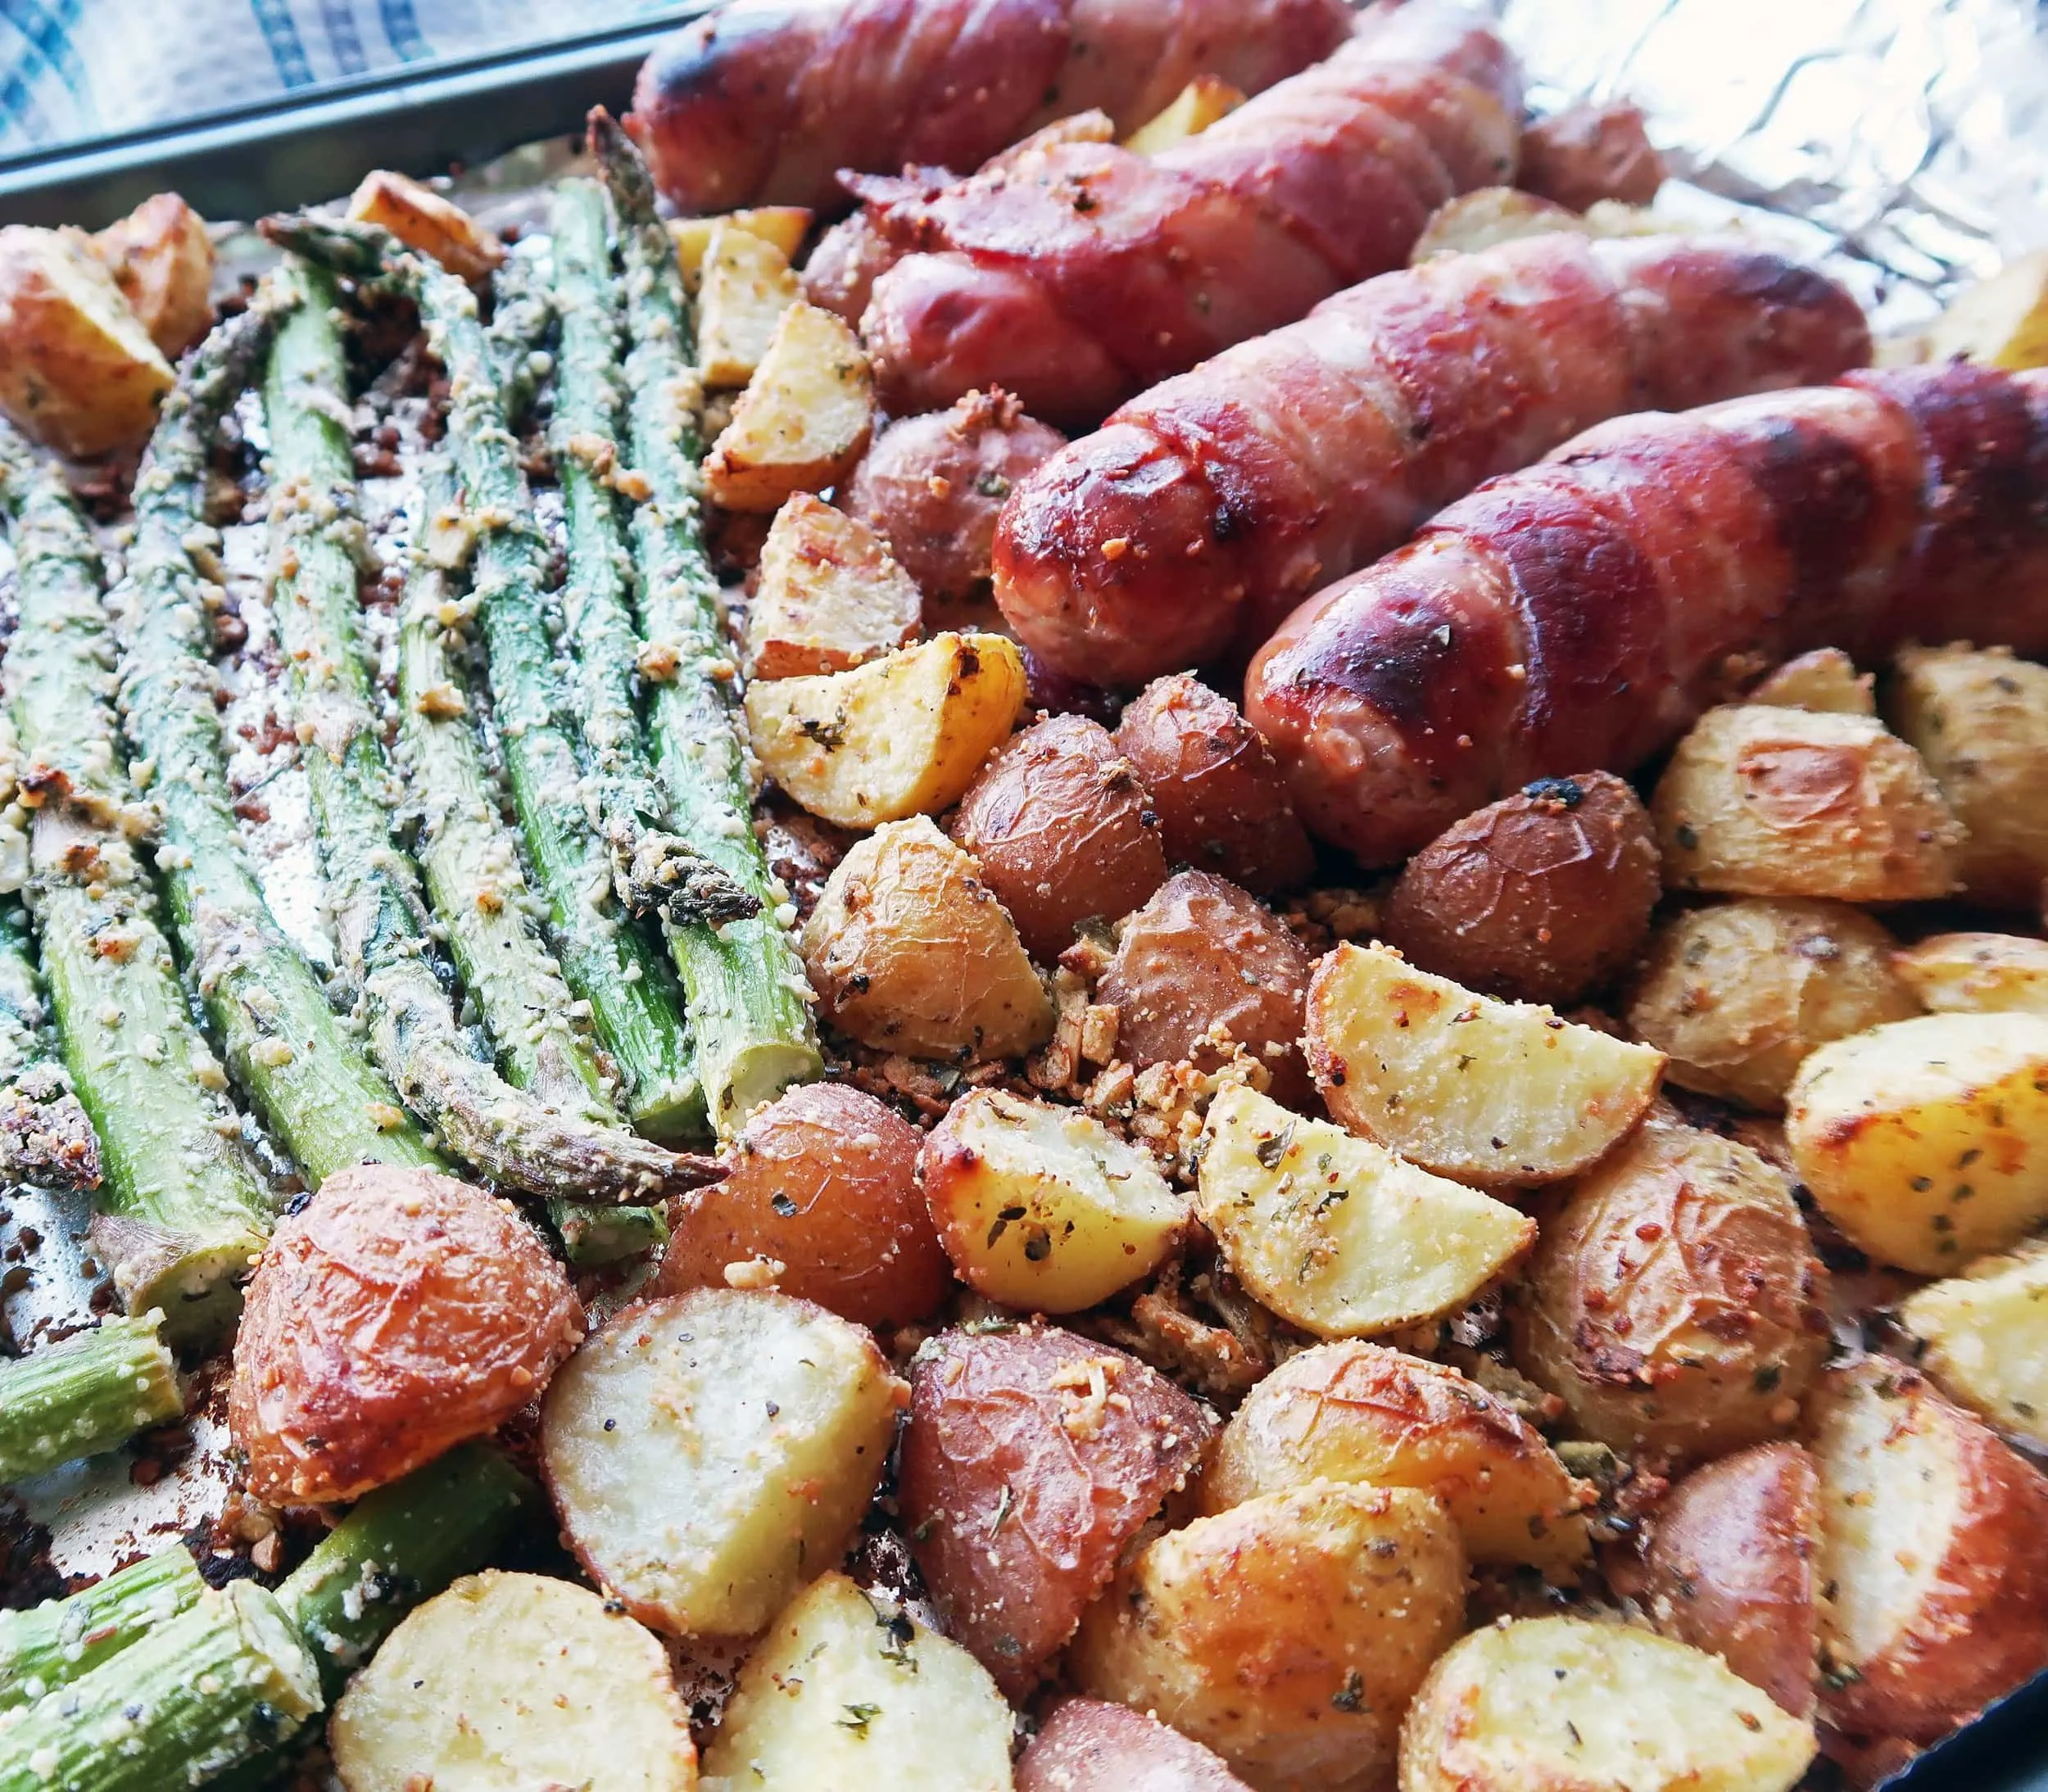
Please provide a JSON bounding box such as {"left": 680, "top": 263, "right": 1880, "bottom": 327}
{"left": 992, "top": 233, "right": 1872, "bottom": 687}
{"left": 1244, "top": 365, "right": 2048, "bottom": 865}
{"left": 628, "top": 0, "right": 1355, "bottom": 215}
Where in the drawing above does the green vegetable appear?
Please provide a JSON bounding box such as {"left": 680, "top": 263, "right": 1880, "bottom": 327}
{"left": 0, "top": 1546, "right": 206, "bottom": 1713}
{"left": 0, "top": 1312, "right": 182, "bottom": 1484}
{"left": 0, "top": 897, "right": 100, "bottom": 1192}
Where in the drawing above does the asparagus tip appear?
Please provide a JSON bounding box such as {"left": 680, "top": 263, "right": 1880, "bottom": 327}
{"left": 612, "top": 827, "right": 763, "bottom": 928}
{"left": 0, "top": 1063, "right": 102, "bottom": 1190}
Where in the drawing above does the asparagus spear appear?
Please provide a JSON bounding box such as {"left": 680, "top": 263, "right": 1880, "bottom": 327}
{"left": 0, "top": 1545, "right": 206, "bottom": 1713}
{"left": 590, "top": 110, "right": 822, "bottom": 1138}
{"left": 0, "top": 426, "right": 274, "bottom": 1344}
{"left": 0, "top": 1311, "right": 182, "bottom": 1484}
{"left": 487, "top": 238, "right": 556, "bottom": 431}
{"left": 0, "top": 1580, "right": 320, "bottom": 1790}
{"left": 261, "top": 263, "right": 714, "bottom": 1201}
{"left": 114, "top": 301, "right": 444, "bottom": 1186}
{"left": 0, "top": 898, "right": 99, "bottom": 1192}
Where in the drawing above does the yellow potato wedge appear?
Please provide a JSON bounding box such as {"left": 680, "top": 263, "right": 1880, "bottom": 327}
{"left": 745, "top": 493, "right": 922, "bottom": 679}
{"left": 920, "top": 1087, "right": 1189, "bottom": 1311}
{"left": 1306, "top": 942, "right": 1665, "bottom": 1188}
{"left": 1786, "top": 1011, "right": 2048, "bottom": 1273}
{"left": 746, "top": 630, "right": 1026, "bottom": 828}
{"left": 1901, "top": 1241, "right": 2048, "bottom": 1450}
{"left": 1410, "top": 186, "right": 1588, "bottom": 264}
{"left": 1197, "top": 1084, "right": 1535, "bottom": 1337}
{"left": 705, "top": 300, "right": 875, "bottom": 510}
{"left": 696, "top": 222, "right": 800, "bottom": 389}
{"left": 1121, "top": 75, "right": 1248, "bottom": 154}
{"left": 1750, "top": 648, "right": 1875, "bottom": 716}
{"left": 90, "top": 192, "right": 213, "bottom": 358}
{"left": 1894, "top": 931, "right": 2048, "bottom": 1018}
{"left": 700, "top": 1573, "right": 1012, "bottom": 1791}
{"left": 1398, "top": 1617, "right": 1816, "bottom": 1792}
{"left": 1200, "top": 1341, "right": 1592, "bottom": 1574}
{"left": 346, "top": 169, "right": 504, "bottom": 282}
{"left": 1921, "top": 248, "right": 2048, "bottom": 370}
{"left": 669, "top": 206, "right": 813, "bottom": 292}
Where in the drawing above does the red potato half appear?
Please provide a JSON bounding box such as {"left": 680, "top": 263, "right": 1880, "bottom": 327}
{"left": 1017, "top": 1699, "right": 1253, "bottom": 1792}
{"left": 899, "top": 1324, "right": 1216, "bottom": 1697}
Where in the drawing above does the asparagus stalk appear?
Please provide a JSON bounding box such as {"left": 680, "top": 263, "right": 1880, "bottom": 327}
{"left": 487, "top": 239, "right": 556, "bottom": 430}
{"left": 261, "top": 263, "right": 714, "bottom": 1201}
{"left": 0, "top": 427, "right": 274, "bottom": 1344}
{"left": 590, "top": 110, "right": 822, "bottom": 1138}
{"left": 0, "top": 1312, "right": 182, "bottom": 1484}
{"left": 0, "top": 1545, "right": 206, "bottom": 1714}
{"left": 0, "top": 898, "right": 99, "bottom": 1192}
{"left": 0, "top": 1581, "right": 320, "bottom": 1790}
{"left": 114, "top": 301, "right": 444, "bottom": 1186}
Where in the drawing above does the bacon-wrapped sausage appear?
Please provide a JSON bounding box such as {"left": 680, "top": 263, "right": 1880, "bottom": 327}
{"left": 854, "top": 0, "right": 1522, "bottom": 425}
{"left": 1246, "top": 365, "right": 2048, "bottom": 865}
{"left": 628, "top": 0, "right": 1354, "bottom": 215}
{"left": 993, "top": 233, "right": 1871, "bottom": 686}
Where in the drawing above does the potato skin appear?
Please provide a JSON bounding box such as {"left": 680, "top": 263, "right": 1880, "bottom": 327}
{"left": 1017, "top": 1699, "right": 1254, "bottom": 1792}
{"left": 899, "top": 1324, "right": 1215, "bottom": 1698}
{"left": 655, "top": 1082, "right": 949, "bottom": 1328}
{"left": 1634, "top": 1441, "right": 1821, "bottom": 1717}
{"left": 1070, "top": 1481, "right": 1466, "bottom": 1792}
{"left": 1382, "top": 772, "right": 1660, "bottom": 1006}
{"left": 1112, "top": 676, "right": 1314, "bottom": 897}
{"left": 1624, "top": 898, "right": 1919, "bottom": 1110}
{"left": 91, "top": 192, "right": 213, "bottom": 357}
{"left": 1098, "top": 871, "right": 1312, "bottom": 1106}
{"left": 1510, "top": 1114, "right": 1830, "bottom": 1459}
{"left": 229, "top": 1164, "right": 583, "bottom": 1504}
{"left": 951, "top": 713, "right": 1168, "bottom": 962}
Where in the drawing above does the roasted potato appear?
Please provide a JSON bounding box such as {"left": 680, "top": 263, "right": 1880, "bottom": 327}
{"left": 920, "top": 1088, "right": 1189, "bottom": 1312}
{"left": 1652, "top": 704, "right": 1962, "bottom": 902}
{"left": 1786, "top": 1011, "right": 2048, "bottom": 1272}
{"left": 845, "top": 388, "right": 1068, "bottom": 611}
{"left": 540, "top": 1287, "right": 903, "bottom": 1636}
{"left": 90, "top": 192, "right": 212, "bottom": 358}
{"left": 1919, "top": 248, "right": 2048, "bottom": 370}
{"left": 1517, "top": 101, "right": 1666, "bottom": 211}
{"left": 745, "top": 493, "right": 922, "bottom": 678}
{"left": 1398, "top": 1617, "right": 1816, "bottom": 1792}
{"left": 1306, "top": 943, "right": 1666, "bottom": 1188}
{"left": 1510, "top": 1112, "right": 1829, "bottom": 1459}
{"left": 803, "top": 816, "right": 1053, "bottom": 1058}
{"left": 950, "top": 713, "right": 1168, "bottom": 962}
{"left": 1198, "top": 1084, "right": 1535, "bottom": 1337}
{"left": 1018, "top": 1699, "right": 1253, "bottom": 1792}
{"left": 695, "top": 221, "right": 800, "bottom": 387}
{"left": 328, "top": 1571, "right": 696, "bottom": 1792}
{"left": 1201, "top": 1341, "right": 1593, "bottom": 1575}
{"left": 1121, "top": 75, "right": 1249, "bottom": 154}
{"left": 1750, "top": 647, "right": 1875, "bottom": 715}
{"left": 1633, "top": 1442, "right": 1822, "bottom": 1717}
{"left": 1098, "top": 871, "right": 1313, "bottom": 1106}
{"left": 655, "top": 1082, "right": 950, "bottom": 1328}
{"left": 1112, "top": 676, "right": 1314, "bottom": 896}
{"left": 747, "top": 631, "right": 1027, "bottom": 828}
{"left": 700, "top": 1573, "right": 1013, "bottom": 1790}
{"left": 1888, "top": 645, "right": 2048, "bottom": 908}
{"left": 229, "top": 1164, "right": 582, "bottom": 1505}
{"left": 345, "top": 169, "right": 504, "bottom": 283}
{"left": 1380, "top": 772, "right": 1661, "bottom": 1007}
{"left": 1811, "top": 1356, "right": 2048, "bottom": 1746}
{"left": 899, "top": 1324, "right": 1214, "bottom": 1696}
{"left": 0, "top": 224, "right": 174, "bottom": 456}
{"left": 1411, "top": 187, "right": 1587, "bottom": 263}
{"left": 1071, "top": 1480, "right": 1466, "bottom": 1792}
{"left": 1899, "top": 1241, "right": 2048, "bottom": 1450}
{"left": 668, "top": 206, "right": 812, "bottom": 292}
{"left": 1624, "top": 898, "right": 1919, "bottom": 1110}
{"left": 1895, "top": 930, "right": 2048, "bottom": 1017}
{"left": 704, "top": 300, "right": 872, "bottom": 510}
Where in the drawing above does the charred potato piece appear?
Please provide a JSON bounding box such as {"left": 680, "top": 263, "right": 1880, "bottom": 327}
{"left": 745, "top": 493, "right": 922, "bottom": 679}
{"left": 345, "top": 169, "right": 504, "bottom": 282}
{"left": 1098, "top": 871, "right": 1312, "bottom": 1106}
{"left": 1652, "top": 705, "right": 1961, "bottom": 902}
{"left": 1380, "top": 772, "right": 1660, "bottom": 1007}
{"left": 704, "top": 300, "right": 872, "bottom": 510}
{"left": 1071, "top": 1481, "right": 1466, "bottom": 1792}
{"left": 655, "top": 1082, "right": 949, "bottom": 1328}
{"left": 1398, "top": 1617, "right": 1816, "bottom": 1792}
{"left": 1017, "top": 1699, "right": 1253, "bottom": 1792}
{"left": 1888, "top": 645, "right": 2048, "bottom": 908}
{"left": 668, "top": 206, "right": 812, "bottom": 292}
{"left": 1811, "top": 1357, "right": 2048, "bottom": 1747}
{"left": 1786, "top": 1011, "right": 2048, "bottom": 1273}
{"left": 1517, "top": 101, "right": 1666, "bottom": 211}
{"left": 90, "top": 192, "right": 212, "bottom": 358}
{"left": 230, "top": 1165, "right": 582, "bottom": 1505}
{"left": 920, "top": 1088, "right": 1188, "bottom": 1312}
{"left": 695, "top": 221, "right": 799, "bottom": 387}
{"left": 900, "top": 1324, "right": 1214, "bottom": 1697}
{"left": 1624, "top": 898, "right": 1919, "bottom": 1110}
{"left": 1899, "top": 1240, "right": 2048, "bottom": 1450}
{"left": 540, "top": 1288, "right": 903, "bottom": 1637}
{"left": 950, "top": 713, "right": 1167, "bottom": 962}
{"left": 803, "top": 816, "right": 1053, "bottom": 1059}
{"left": 1634, "top": 1442, "right": 1822, "bottom": 1717}
{"left": 1509, "top": 1112, "right": 1830, "bottom": 1459}
{"left": 1749, "top": 648, "right": 1874, "bottom": 715}
{"left": 1894, "top": 930, "right": 2048, "bottom": 1017}
{"left": 1201, "top": 1341, "right": 1592, "bottom": 1575}
{"left": 1306, "top": 943, "right": 1666, "bottom": 1188}
{"left": 1112, "top": 676, "right": 1314, "bottom": 896}
{"left": 1410, "top": 187, "right": 1587, "bottom": 263}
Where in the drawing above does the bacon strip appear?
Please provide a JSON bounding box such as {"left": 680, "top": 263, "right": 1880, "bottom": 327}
{"left": 1245, "top": 365, "right": 2048, "bottom": 865}
{"left": 993, "top": 233, "right": 1872, "bottom": 686}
